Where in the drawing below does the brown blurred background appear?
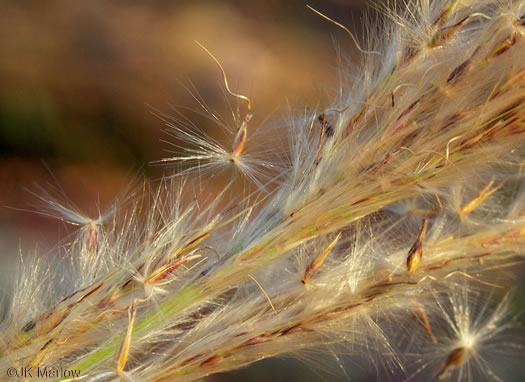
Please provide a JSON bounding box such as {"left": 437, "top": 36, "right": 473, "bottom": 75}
{"left": 0, "top": 0, "right": 370, "bottom": 253}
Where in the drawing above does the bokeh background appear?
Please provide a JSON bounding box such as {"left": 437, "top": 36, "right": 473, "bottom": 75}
{"left": 1, "top": 1, "right": 523, "bottom": 381}
{"left": 0, "top": 0, "right": 369, "bottom": 257}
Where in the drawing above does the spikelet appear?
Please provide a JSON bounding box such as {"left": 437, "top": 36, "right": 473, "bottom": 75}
{"left": 1, "top": 0, "right": 525, "bottom": 381}
{"left": 151, "top": 42, "right": 281, "bottom": 191}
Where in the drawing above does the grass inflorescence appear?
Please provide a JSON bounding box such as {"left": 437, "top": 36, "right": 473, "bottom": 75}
{"left": 1, "top": 0, "right": 525, "bottom": 381}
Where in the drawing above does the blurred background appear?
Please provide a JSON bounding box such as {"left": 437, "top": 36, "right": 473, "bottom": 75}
{"left": 0, "top": 0, "right": 370, "bottom": 256}
{"left": 1, "top": 1, "right": 523, "bottom": 381}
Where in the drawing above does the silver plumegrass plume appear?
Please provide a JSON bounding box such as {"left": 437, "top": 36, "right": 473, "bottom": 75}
{"left": 1, "top": 0, "right": 525, "bottom": 380}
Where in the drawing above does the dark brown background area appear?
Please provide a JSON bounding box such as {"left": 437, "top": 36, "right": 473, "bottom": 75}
{"left": 0, "top": 0, "right": 369, "bottom": 251}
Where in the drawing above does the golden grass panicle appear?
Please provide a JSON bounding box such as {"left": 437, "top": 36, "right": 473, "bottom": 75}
{"left": 1, "top": 0, "right": 525, "bottom": 381}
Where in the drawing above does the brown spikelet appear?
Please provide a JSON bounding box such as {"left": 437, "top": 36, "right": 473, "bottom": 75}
{"left": 437, "top": 347, "right": 467, "bottom": 380}
{"left": 407, "top": 218, "right": 428, "bottom": 273}
{"left": 302, "top": 233, "right": 341, "bottom": 284}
